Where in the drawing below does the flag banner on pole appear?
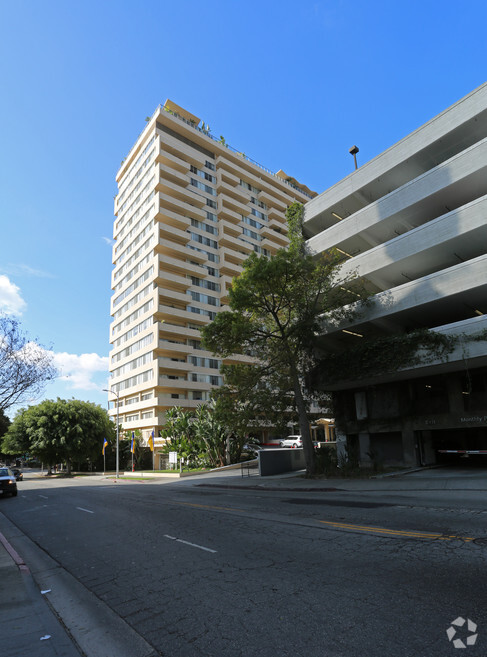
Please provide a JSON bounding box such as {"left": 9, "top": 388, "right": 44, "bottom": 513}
{"left": 102, "top": 438, "right": 108, "bottom": 455}
{"left": 131, "top": 431, "right": 135, "bottom": 453}
{"left": 148, "top": 430, "right": 154, "bottom": 452}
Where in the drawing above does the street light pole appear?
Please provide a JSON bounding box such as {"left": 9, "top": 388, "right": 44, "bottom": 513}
{"left": 103, "top": 388, "right": 120, "bottom": 479}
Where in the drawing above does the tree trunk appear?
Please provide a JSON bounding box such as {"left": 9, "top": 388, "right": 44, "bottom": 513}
{"left": 291, "top": 369, "right": 317, "bottom": 476}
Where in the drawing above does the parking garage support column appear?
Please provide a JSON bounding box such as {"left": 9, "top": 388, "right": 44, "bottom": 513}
{"left": 401, "top": 427, "right": 417, "bottom": 467}
{"left": 358, "top": 432, "right": 372, "bottom": 466}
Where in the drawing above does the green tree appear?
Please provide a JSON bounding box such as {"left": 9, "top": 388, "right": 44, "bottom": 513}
{"left": 160, "top": 407, "right": 205, "bottom": 468}
{"left": 2, "top": 398, "right": 115, "bottom": 474}
{"left": 0, "top": 409, "right": 10, "bottom": 439}
{"left": 193, "top": 402, "right": 232, "bottom": 468}
{"left": 202, "top": 203, "right": 367, "bottom": 476}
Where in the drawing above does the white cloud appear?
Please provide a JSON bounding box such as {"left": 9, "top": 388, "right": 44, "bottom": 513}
{"left": 0, "top": 264, "right": 54, "bottom": 278}
{"left": 0, "top": 275, "right": 27, "bottom": 315}
{"left": 102, "top": 236, "right": 114, "bottom": 246}
{"left": 52, "top": 351, "right": 109, "bottom": 391}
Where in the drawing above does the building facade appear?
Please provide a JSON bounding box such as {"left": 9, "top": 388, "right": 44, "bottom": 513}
{"left": 109, "top": 100, "right": 314, "bottom": 457}
{"left": 304, "top": 83, "right": 487, "bottom": 467}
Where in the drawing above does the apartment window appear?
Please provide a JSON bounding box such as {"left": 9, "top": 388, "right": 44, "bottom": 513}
{"left": 242, "top": 227, "right": 261, "bottom": 241}
{"left": 113, "top": 369, "right": 153, "bottom": 393}
{"left": 141, "top": 411, "right": 153, "bottom": 419}
{"left": 205, "top": 160, "right": 216, "bottom": 171}
{"left": 251, "top": 196, "right": 267, "bottom": 210}
{"left": 126, "top": 414, "right": 139, "bottom": 422}
{"left": 190, "top": 178, "right": 216, "bottom": 196}
{"left": 187, "top": 306, "right": 217, "bottom": 320}
{"left": 111, "top": 351, "right": 153, "bottom": 379}
{"left": 189, "top": 356, "right": 220, "bottom": 369}
{"left": 251, "top": 208, "right": 267, "bottom": 221}
{"left": 187, "top": 245, "right": 219, "bottom": 262}
{"left": 189, "top": 373, "right": 223, "bottom": 385}
{"left": 190, "top": 165, "right": 216, "bottom": 184}
{"left": 242, "top": 215, "right": 264, "bottom": 230}
{"left": 206, "top": 198, "right": 217, "bottom": 209}
{"left": 240, "top": 179, "right": 261, "bottom": 194}
{"left": 188, "top": 339, "right": 202, "bottom": 349}
{"left": 141, "top": 392, "right": 152, "bottom": 400}
{"left": 189, "top": 291, "right": 220, "bottom": 306}
{"left": 190, "top": 218, "right": 218, "bottom": 236}
{"left": 190, "top": 277, "right": 220, "bottom": 292}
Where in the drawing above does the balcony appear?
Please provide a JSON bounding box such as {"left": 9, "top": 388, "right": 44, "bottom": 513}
{"left": 259, "top": 189, "right": 287, "bottom": 210}
{"left": 154, "top": 207, "right": 191, "bottom": 231}
{"left": 255, "top": 237, "right": 276, "bottom": 253}
{"left": 156, "top": 178, "right": 206, "bottom": 208}
{"left": 159, "top": 163, "right": 188, "bottom": 187}
{"left": 158, "top": 254, "right": 203, "bottom": 277}
{"left": 223, "top": 353, "right": 255, "bottom": 366}
{"left": 157, "top": 303, "right": 210, "bottom": 325}
{"left": 159, "top": 223, "right": 189, "bottom": 246}
{"left": 216, "top": 169, "right": 240, "bottom": 187}
{"left": 267, "top": 206, "right": 286, "bottom": 221}
{"left": 159, "top": 323, "right": 200, "bottom": 340}
{"left": 220, "top": 219, "right": 241, "bottom": 238}
{"left": 219, "top": 193, "right": 250, "bottom": 217}
{"left": 158, "top": 358, "right": 191, "bottom": 373}
{"left": 158, "top": 288, "right": 189, "bottom": 306}
{"left": 217, "top": 179, "right": 250, "bottom": 204}
{"left": 156, "top": 150, "right": 190, "bottom": 174}
{"left": 156, "top": 340, "right": 193, "bottom": 358}
{"left": 218, "top": 204, "right": 242, "bottom": 224}
{"left": 157, "top": 191, "right": 206, "bottom": 222}
{"left": 155, "top": 269, "right": 191, "bottom": 292}
{"left": 219, "top": 258, "right": 242, "bottom": 277}
{"left": 261, "top": 226, "right": 289, "bottom": 247}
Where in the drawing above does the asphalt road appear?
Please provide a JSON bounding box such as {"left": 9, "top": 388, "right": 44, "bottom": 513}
{"left": 1, "top": 470, "right": 487, "bottom": 657}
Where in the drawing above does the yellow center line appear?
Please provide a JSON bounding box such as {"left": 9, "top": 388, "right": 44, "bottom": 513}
{"left": 171, "top": 502, "right": 475, "bottom": 542}
{"left": 318, "top": 519, "right": 474, "bottom": 541}
{"left": 175, "top": 501, "right": 244, "bottom": 513}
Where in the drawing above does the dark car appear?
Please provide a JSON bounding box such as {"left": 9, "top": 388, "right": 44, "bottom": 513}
{"left": 10, "top": 468, "right": 23, "bottom": 481}
{"left": 0, "top": 468, "right": 18, "bottom": 497}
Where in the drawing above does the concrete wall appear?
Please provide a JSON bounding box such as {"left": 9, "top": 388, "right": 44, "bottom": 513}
{"left": 259, "top": 448, "right": 306, "bottom": 476}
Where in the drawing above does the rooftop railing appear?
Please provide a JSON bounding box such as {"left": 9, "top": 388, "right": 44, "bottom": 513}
{"left": 158, "top": 105, "right": 314, "bottom": 199}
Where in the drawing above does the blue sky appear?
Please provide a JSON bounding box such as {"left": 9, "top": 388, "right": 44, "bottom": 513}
{"left": 0, "top": 0, "right": 486, "bottom": 416}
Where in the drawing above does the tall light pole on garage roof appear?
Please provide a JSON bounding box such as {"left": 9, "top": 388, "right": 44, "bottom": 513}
{"left": 349, "top": 145, "right": 359, "bottom": 170}
{"left": 103, "top": 388, "right": 120, "bottom": 479}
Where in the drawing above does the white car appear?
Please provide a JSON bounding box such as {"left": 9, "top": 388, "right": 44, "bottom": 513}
{"left": 279, "top": 435, "right": 302, "bottom": 448}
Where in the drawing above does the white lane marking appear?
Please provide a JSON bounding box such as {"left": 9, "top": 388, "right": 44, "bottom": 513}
{"left": 38, "top": 495, "right": 48, "bottom": 499}
{"left": 164, "top": 534, "right": 216, "bottom": 553}
{"left": 76, "top": 507, "right": 94, "bottom": 514}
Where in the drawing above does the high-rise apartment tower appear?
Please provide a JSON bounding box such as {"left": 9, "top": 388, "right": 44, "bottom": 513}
{"left": 109, "top": 100, "right": 315, "bottom": 457}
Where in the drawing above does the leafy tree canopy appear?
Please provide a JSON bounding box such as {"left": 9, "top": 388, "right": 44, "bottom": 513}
{"left": 202, "top": 203, "right": 367, "bottom": 475}
{"left": 2, "top": 398, "right": 115, "bottom": 474}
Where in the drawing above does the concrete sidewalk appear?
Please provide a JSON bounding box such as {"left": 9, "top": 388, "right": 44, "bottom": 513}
{"left": 193, "top": 465, "right": 487, "bottom": 492}
{"left": 0, "top": 531, "right": 82, "bottom": 657}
